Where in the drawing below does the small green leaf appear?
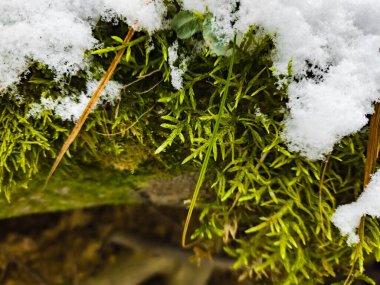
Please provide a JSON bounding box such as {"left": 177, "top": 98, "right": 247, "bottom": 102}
{"left": 355, "top": 274, "right": 376, "bottom": 285}
{"left": 91, "top": 46, "right": 118, "bottom": 55}
{"left": 322, "top": 259, "right": 336, "bottom": 277}
{"left": 202, "top": 14, "right": 229, "bottom": 56}
{"left": 125, "top": 47, "right": 132, "bottom": 62}
{"left": 160, "top": 123, "right": 177, "bottom": 130}
{"left": 111, "top": 36, "right": 124, "bottom": 43}
{"left": 155, "top": 127, "right": 183, "bottom": 154}
{"left": 245, "top": 222, "right": 268, "bottom": 233}
{"left": 28, "top": 77, "right": 54, "bottom": 86}
{"left": 172, "top": 11, "right": 202, "bottom": 39}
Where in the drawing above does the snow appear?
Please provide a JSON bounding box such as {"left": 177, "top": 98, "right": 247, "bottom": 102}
{"left": 2, "top": 0, "right": 380, "bottom": 161}
{"left": 237, "top": 0, "right": 380, "bottom": 159}
{"left": 181, "top": 0, "right": 207, "bottom": 14}
{"left": 104, "top": 0, "right": 166, "bottom": 33}
{"left": 168, "top": 41, "right": 188, "bottom": 90}
{"left": 332, "top": 170, "right": 380, "bottom": 245}
{"left": 28, "top": 80, "right": 122, "bottom": 122}
{"left": 0, "top": 0, "right": 166, "bottom": 89}
{"left": 0, "top": 0, "right": 98, "bottom": 88}
{"left": 184, "top": 0, "right": 380, "bottom": 159}
{"left": 1, "top": 0, "right": 166, "bottom": 121}
{"left": 181, "top": 0, "right": 237, "bottom": 48}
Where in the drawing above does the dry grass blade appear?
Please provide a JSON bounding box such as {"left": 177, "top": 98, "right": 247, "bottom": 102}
{"left": 181, "top": 35, "right": 237, "bottom": 248}
{"left": 319, "top": 156, "right": 330, "bottom": 237}
{"left": 344, "top": 102, "right": 380, "bottom": 285}
{"left": 363, "top": 102, "right": 380, "bottom": 185}
{"left": 45, "top": 27, "right": 135, "bottom": 186}
{"left": 358, "top": 102, "right": 380, "bottom": 237}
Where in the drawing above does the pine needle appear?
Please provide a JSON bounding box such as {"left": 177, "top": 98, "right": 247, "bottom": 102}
{"left": 358, "top": 102, "right": 380, "bottom": 237}
{"left": 344, "top": 102, "right": 380, "bottom": 285}
{"left": 363, "top": 103, "right": 380, "bottom": 185}
{"left": 319, "top": 155, "right": 330, "bottom": 237}
{"left": 45, "top": 27, "right": 135, "bottom": 186}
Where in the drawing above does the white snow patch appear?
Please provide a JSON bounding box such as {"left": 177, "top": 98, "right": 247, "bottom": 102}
{"left": 103, "top": 0, "right": 166, "bottom": 33}
{"left": 234, "top": 0, "right": 380, "bottom": 159}
{"left": 28, "top": 80, "right": 122, "bottom": 122}
{"left": 181, "top": 0, "right": 207, "bottom": 14}
{"left": 183, "top": 0, "right": 380, "bottom": 159}
{"left": 0, "top": 0, "right": 166, "bottom": 89}
{"left": 0, "top": 0, "right": 98, "bottom": 88}
{"left": 168, "top": 41, "right": 188, "bottom": 90}
{"left": 181, "top": 0, "right": 237, "bottom": 48}
{"left": 332, "top": 170, "right": 380, "bottom": 245}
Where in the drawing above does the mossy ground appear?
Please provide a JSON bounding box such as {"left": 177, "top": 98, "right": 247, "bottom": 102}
{"left": 0, "top": 167, "right": 150, "bottom": 219}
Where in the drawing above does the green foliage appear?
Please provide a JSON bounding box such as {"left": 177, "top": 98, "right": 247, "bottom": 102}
{"left": 0, "top": 91, "right": 64, "bottom": 201}
{"left": 1, "top": 4, "right": 380, "bottom": 284}
{"left": 202, "top": 14, "right": 229, "bottom": 55}
{"left": 171, "top": 10, "right": 230, "bottom": 55}
{"left": 172, "top": 10, "right": 203, "bottom": 39}
{"left": 181, "top": 35, "right": 237, "bottom": 247}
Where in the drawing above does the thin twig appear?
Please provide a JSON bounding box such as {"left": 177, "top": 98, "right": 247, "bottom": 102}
{"left": 45, "top": 27, "right": 135, "bottom": 185}
{"left": 182, "top": 36, "right": 237, "bottom": 248}
{"left": 363, "top": 103, "right": 380, "bottom": 185}
{"left": 136, "top": 79, "right": 163, "bottom": 94}
{"left": 94, "top": 104, "right": 155, "bottom": 137}
{"left": 121, "top": 69, "right": 160, "bottom": 90}
{"left": 344, "top": 102, "right": 380, "bottom": 284}
{"left": 359, "top": 102, "right": 380, "bottom": 238}
{"left": 319, "top": 155, "right": 330, "bottom": 237}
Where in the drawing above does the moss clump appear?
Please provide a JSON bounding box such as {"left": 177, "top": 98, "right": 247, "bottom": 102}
{"left": 1, "top": 6, "right": 379, "bottom": 284}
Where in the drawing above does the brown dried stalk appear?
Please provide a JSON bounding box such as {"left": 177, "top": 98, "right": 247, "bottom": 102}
{"left": 358, "top": 102, "right": 380, "bottom": 238}
{"left": 363, "top": 103, "right": 380, "bottom": 184}
{"left": 344, "top": 102, "right": 380, "bottom": 285}
{"left": 45, "top": 27, "right": 135, "bottom": 185}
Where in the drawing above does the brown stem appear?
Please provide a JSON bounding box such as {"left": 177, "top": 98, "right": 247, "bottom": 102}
{"left": 359, "top": 102, "right": 380, "bottom": 239}
{"left": 345, "top": 102, "right": 380, "bottom": 284}
{"left": 45, "top": 27, "right": 135, "bottom": 185}
{"left": 319, "top": 156, "right": 330, "bottom": 237}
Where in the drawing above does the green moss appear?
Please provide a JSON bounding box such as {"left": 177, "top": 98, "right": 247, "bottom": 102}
{"left": 0, "top": 166, "right": 148, "bottom": 219}
{"left": 0, "top": 6, "right": 379, "bottom": 284}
